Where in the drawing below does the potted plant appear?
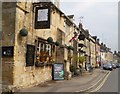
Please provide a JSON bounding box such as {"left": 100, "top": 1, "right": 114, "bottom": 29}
{"left": 67, "top": 46, "right": 74, "bottom": 50}
{"left": 47, "top": 37, "right": 53, "bottom": 43}
{"left": 54, "top": 41, "right": 60, "bottom": 46}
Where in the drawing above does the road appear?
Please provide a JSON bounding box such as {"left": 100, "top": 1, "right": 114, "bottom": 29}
{"left": 92, "top": 68, "right": 119, "bottom": 93}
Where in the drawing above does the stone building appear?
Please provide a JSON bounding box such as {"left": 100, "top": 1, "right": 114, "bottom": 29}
{"left": 100, "top": 43, "right": 108, "bottom": 64}
{"left": 2, "top": 1, "right": 78, "bottom": 91}
{"left": 81, "top": 30, "right": 90, "bottom": 68}
{"left": 89, "top": 35, "right": 96, "bottom": 67}
{"left": 77, "top": 23, "right": 88, "bottom": 68}
{"left": 113, "top": 51, "right": 120, "bottom": 63}
{"left": 95, "top": 38, "right": 101, "bottom": 67}
{"left": 78, "top": 23, "right": 97, "bottom": 68}
{"left": 106, "top": 50, "right": 113, "bottom": 62}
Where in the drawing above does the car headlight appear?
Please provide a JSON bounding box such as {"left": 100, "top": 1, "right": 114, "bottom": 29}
{"left": 109, "top": 66, "right": 112, "bottom": 68}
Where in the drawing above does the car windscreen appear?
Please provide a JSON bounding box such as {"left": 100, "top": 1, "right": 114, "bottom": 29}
{"left": 106, "top": 63, "right": 111, "bottom": 66}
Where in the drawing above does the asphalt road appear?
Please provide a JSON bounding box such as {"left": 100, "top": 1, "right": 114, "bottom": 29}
{"left": 96, "top": 68, "right": 119, "bottom": 92}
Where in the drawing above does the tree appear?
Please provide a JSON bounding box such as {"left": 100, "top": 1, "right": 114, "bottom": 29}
{"left": 73, "top": 55, "right": 85, "bottom": 65}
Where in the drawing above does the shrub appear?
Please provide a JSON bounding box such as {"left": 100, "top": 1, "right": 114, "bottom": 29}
{"left": 70, "top": 65, "right": 75, "bottom": 72}
{"left": 79, "top": 56, "right": 85, "bottom": 64}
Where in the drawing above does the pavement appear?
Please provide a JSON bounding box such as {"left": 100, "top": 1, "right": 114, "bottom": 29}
{"left": 16, "top": 68, "right": 110, "bottom": 92}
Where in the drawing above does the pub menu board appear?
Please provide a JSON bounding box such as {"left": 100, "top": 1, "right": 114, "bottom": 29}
{"left": 35, "top": 3, "right": 51, "bottom": 29}
{"left": 26, "top": 45, "right": 35, "bottom": 66}
{"left": 52, "top": 63, "right": 64, "bottom": 80}
{"left": 2, "top": 46, "right": 14, "bottom": 57}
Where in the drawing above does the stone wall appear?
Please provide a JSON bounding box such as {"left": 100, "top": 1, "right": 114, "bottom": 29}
{"left": 2, "top": 3, "right": 16, "bottom": 87}
{"left": 2, "top": 2, "right": 16, "bottom": 46}
{"left": 13, "top": 65, "right": 52, "bottom": 89}
{"left": 106, "top": 52, "right": 113, "bottom": 61}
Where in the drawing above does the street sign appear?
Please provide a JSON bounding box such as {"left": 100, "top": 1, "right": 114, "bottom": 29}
{"left": 2, "top": 46, "right": 14, "bottom": 57}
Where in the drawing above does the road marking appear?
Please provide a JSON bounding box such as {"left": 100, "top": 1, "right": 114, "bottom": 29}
{"left": 90, "top": 71, "right": 111, "bottom": 92}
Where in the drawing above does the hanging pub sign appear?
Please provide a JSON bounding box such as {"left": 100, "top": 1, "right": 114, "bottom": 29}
{"left": 78, "top": 43, "right": 84, "bottom": 48}
{"left": 2, "top": 46, "right": 14, "bottom": 57}
{"left": 35, "top": 4, "right": 51, "bottom": 29}
{"left": 26, "top": 44, "right": 35, "bottom": 66}
{"left": 78, "top": 33, "right": 85, "bottom": 40}
{"left": 52, "top": 63, "right": 64, "bottom": 80}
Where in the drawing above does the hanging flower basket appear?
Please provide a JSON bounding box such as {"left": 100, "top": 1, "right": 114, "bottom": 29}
{"left": 47, "top": 37, "right": 53, "bottom": 43}
{"left": 19, "top": 28, "right": 28, "bottom": 37}
{"left": 54, "top": 41, "right": 60, "bottom": 46}
{"left": 71, "top": 46, "right": 74, "bottom": 50}
{"left": 67, "top": 46, "right": 71, "bottom": 50}
{"left": 67, "top": 46, "right": 74, "bottom": 50}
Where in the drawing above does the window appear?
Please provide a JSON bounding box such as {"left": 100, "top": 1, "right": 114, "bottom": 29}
{"left": 36, "top": 42, "right": 52, "bottom": 63}
{"left": 26, "top": 45, "right": 35, "bottom": 66}
{"left": 35, "top": 4, "right": 51, "bottom": 29}
{"left": 46, "top": 44, "right": 51, "bottom": 56}
{"left": 37, "top": 9, "right": 48, "bottom": 21}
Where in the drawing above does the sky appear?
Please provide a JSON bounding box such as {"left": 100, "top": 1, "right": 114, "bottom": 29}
{"left": 60, "top": 0, "right": 119, "bottom": 52}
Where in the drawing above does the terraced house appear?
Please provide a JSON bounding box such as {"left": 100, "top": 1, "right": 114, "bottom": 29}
{"left": 78, "top": 23, "right": 97, "bottom": 68}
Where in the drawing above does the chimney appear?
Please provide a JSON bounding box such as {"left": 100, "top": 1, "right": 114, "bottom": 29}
{"left": 67, "top": 15, "right": 74, "bottom": 22}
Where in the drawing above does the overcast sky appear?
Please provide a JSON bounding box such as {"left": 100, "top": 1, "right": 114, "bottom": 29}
{"left": 60, "top": 0, "right": 118, "bottom": 52}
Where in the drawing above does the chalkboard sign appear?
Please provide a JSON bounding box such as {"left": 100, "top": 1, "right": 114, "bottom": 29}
{"left": 52, "top": 63, "right": 64, "bottom": 80}
{"left": 2, "top": 46, "right": 14, "bottom": 57}
{"left": 35, "top": 4, "right": 51, "bottom": 29}
{"left": 26, "top": 44, "right": 35, "bottom": 66}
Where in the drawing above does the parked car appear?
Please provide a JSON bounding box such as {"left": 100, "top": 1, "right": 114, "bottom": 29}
{"left": 103, "top": 62, "right": 113, "bottom": 71}
{"left": 111, "top": 63, "right": 116, "bottom": 69}
{"left": 116, "top": 63, "right": 120, "bottom": 68}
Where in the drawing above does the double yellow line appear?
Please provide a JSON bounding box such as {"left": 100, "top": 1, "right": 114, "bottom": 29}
{"left": 90, "top": 71, "right": 111, "bottom": 92}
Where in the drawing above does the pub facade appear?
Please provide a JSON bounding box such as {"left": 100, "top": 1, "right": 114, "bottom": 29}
{"left": 2, "top": 2, "right": 79, "bottom": 91}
